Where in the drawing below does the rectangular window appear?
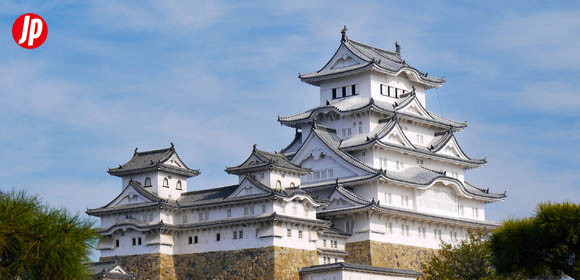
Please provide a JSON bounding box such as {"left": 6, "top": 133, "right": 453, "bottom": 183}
{"left": 298, "top": 230, "right": 303, "bottom": 239}
{"left": 342, "top": 129, "right": 346, "bottom": 137}
{"left": 380, "top": 84, "right": 385, "bottom": 95}
{"left": 194, "top": 236, "right": 198, "bottom": 244}
{"left": 342, "top": 86, "right": 346, "bottom": 97}
{"left": 388, "top": 86, "right": 393, "bottom": 97}
{"left": 346, "top": 222, "right": 350, "bottom": 233}
{"left": 359, "top": 125, "right": 363, "bottom": 134}
{"left": 314, "top": 171, "right": 320, "bottom": 179}
{"left": 388, "top": 222, "right": 393, "bottom": 234}
{"left": 115, "top": 240, "right": 119, "bottom": 248}
{"left": 332, "top": 88, "right": 337, "bottom": 99}
{"left": 198, "top": 212, "right": 203, "bottom": 221}
{"left": 323, "top": 239, "right": 327, "bottom": 247}
{"left": 328, "top": 169, "right": 333, "bottom": 177}
{"left": 227, "top": 209, "right": 231, "bottom": 217}
{"left": 416, "top": 159, "right": 424, "bottom": 165}
{"left": 351, "top": 84, "right": 356, "bottom": 95}
{"left": 233, "top": 231, "right": 238, "bottom": 239}
{"left": 188, "top": 236, "right": 193, "bottom": 244}
{"left": 138, "top": 237, "right": 142, "bottom": 245}
{"left": 292, "top": 206, "right": 297, "bottom": 215}
{"left": 182, "top": 215, "right": 187, "bottom": 223}
{"left": 287, "top": 229, "right": 292, "bottom": 237}
{"left": 395, "top": 88, "right": 400, "bottom": 98}
{"left": 347, "top": 128, "right": 352, "bottom": 136}
{"left": 321, "top": 170, "right": 327, "bottom": 178}
{"left": 142, "top": 215, "right": 147, "bottom": 222}
{"left": 149, "top": 214, "right": 153, "bottom": 221}
{"left": 205, "top": 211, "right": 209, "bottom": 220}
{"left": 417, "top": 134, "right": 424, "bottom": 144}
{"left": 388, "top": 193, "right": 392, "bottom": 204}
{"left": 250, "top": 206, "right": 255, "bottom": 215}
{"left": 216, "top": 233, "right": 221, "bottom": 241}
{"left": 239, "top": 230, "right": 244, "bottom": 239}
{"left": 459, "top": 205, "right": 464, "bottom": 216}
{"left": 132, "top": 238, "right": 136, "bottom": 246}
{"left": 261, "top": 204, "right": 266, "bottom": 213}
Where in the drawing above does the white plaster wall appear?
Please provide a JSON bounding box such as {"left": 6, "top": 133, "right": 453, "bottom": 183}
{"left": 121, "top": 171, "right": 188, "bottom": 199}
{"left": 319, "top": 73, "right": 371, "bottom": 106}
{"left": 369, "top": 72, "right": 426, "bottom": 108}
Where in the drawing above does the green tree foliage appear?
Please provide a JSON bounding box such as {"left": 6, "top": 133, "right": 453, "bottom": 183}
{"left": 0, "top": 191, "right": 98, "bottom": 279}
{"left": 422, "top": 229, "right": 523, "bottom": 280}
{"left": 490, "top": 202, "right": 580, "bottom": 279}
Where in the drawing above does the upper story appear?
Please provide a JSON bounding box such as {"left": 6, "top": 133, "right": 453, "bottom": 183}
{"left": 107, "top": 144, "right": 200, "bottom": 200}
{"left": 299, "top": 26, "right": 444, "bottom": 109}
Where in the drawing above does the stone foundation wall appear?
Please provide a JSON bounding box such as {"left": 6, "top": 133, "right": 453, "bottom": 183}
{"left": 100, "top": 253, "right": 177, "bottom": 280}
{"left": 101, "top": 246, "right": 317, "bottom": 280}
{"left": 345, "top": 241, "right": 436, "bottom": 272}
{"left": 273, "top": 247, "right": 318, "bottom": 280}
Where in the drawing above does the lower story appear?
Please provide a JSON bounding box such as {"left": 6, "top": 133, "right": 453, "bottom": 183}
{"left": 98, "top": 241, "right": 435, "bottom": 280}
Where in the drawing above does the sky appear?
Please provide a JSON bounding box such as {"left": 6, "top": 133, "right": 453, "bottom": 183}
{"left": 0, "top": 1, "right": 579, "bottom": 227}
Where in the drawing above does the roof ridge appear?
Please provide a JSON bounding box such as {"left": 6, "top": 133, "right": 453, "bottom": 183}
{"left": 135, "top": 147, "right": 173, "bottom": 156}
{"left": 347, "top": 39, "right": 401, "bottom": 60}
{"left": 181, "top": 184, "right": 238, "bottom": 196}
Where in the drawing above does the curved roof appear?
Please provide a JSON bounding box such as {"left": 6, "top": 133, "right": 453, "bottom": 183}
{"left": 339, "top": 116, "right": 486, "bottom": 168}
{"left": 299, "top": 35, "right": 444, "bottom": 88}
{"left": 278, "top": 96, "right": 466, "bottom": 129}
{"left": 226, "top": 145, "right": 311, "bottom": 175}
{"left": 108, "top": 145, "right": 199, "bottom": 178}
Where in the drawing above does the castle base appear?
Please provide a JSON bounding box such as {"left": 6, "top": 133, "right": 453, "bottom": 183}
{"left": 100, "top": 246, "right": 318, "bottom": 280}
{"left": 345, "top": 241, "right": 436, "bottom": 271}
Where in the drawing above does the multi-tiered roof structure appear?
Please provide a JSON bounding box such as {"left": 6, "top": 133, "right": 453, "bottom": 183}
{"left": 88, "top": 28, "right": 505, "bottom": 280}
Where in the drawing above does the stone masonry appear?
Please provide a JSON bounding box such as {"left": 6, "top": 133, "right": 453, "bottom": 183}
{"left": 345, "top": 240, "right": 436, "bottom": 272}
{"left": 101, "top": 246, "right": 318, "bottom": 280}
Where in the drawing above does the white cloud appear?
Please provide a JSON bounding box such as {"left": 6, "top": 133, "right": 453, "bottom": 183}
{"left": 488, "top": 11, "right": 580, "bottom": 70}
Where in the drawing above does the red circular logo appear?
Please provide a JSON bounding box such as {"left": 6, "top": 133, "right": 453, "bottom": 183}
{"left": 12, "top": 13, "right": 48, "bottom": 49}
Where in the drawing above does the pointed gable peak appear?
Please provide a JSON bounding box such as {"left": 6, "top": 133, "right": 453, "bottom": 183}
{"left": 108, "top": 145, "right": 199, "bottom": 178}
{"left": 226, "top": 145, "right": 311, "bottom": 175}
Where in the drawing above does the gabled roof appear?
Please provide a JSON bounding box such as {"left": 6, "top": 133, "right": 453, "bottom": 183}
{"left": 317, "top": 200, "right": 501, "bottom": 228}
{"left": 278, "top": 96, "right": 466, "bottom": 129}
{"left": 280, "top": 129, "right": 303, "bottom": 159}
{"left": 299, "top": 30, "right": 444, "bottom": 88}
{"left": 108, "top": 144, "right": 200, "bottom": 178}
{"left": 302, "top": 166, "right": 506, "bottom": 201}
{"left": 339, "top": 116, "right": 486, "bottom": 168}
{"left": 300, "top": 262, "right": 421, "bottom": 277}
{"left": 226, "top": 145, "right": 311, "bottom": 175}
{"left": 87, "top": 260, "right": 135, "bottom": 279}
{"left": 86, "top": 180, "right": 167, "bottom": 216}
{"left": 293, "top": 123, "right": 379, "bottom": 175}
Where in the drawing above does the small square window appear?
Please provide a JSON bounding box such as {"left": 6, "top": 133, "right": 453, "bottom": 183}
{"left": 298, "top": 231, "right": 303, "bottom": 239}
{"left": 233, "top": 231, "right": 238, "bottom": 239}
{"left": 216, "top": 233, "right": 221, "bottom": 241}
{"left": 239, "top": 230, "right": 244, "bottom": 239}
{"left": 287, "top": 229, "right": 292, "bottom": 237}
{"left": 194, "top": 236, "right": 198, "bottom": 244}
{"left": 188, "top": 236, "right": 193, "bottom": 244}
{"left": 132, "top": 238, "right": 136, "bottom": 246}
{"left": 115, "top": 240, "right": 119, "bottom": 248}
{"left": 138, "top": 237, "right": 142, "bottom": 245}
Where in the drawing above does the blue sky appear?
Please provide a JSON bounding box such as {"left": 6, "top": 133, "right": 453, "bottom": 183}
{"left": 1, "top": 1, "right": 579, "bottom": 226}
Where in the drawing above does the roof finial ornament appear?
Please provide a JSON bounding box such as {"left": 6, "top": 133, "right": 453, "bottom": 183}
{"left": 134, "top": 147, "right": 138, "bottom": 155}
{"left": 395, "top": 41, "right": 401, "bottom": 54}
{"left": 253, "top": 144, "right": 257, "bottom": 151}
{"left": 326, "top": 100, "right": 330, "bottom": 106}
{"left": 341, "top": 25, "right": 348, "bottom": 42}
{"left": 412, "top": 85, "right": 416, "bottom": 93}
{"left": 335, "top": 178, "right": 339, "bottom": 186}
{"left": 170, "top": 142, "right": 174, "bottom": 149}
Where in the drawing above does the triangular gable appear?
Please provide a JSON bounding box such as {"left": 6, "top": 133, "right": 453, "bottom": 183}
{"left": 379, "top": 122, "right": 415, "bottom": 148}
{"left": 433, "top": 135, "right": 470, "bottom": 160}
{"left": 108, "top": 265, "right": 129, "bottom": 274}
{"left": 163, "top": 153, "right": 186, "bottom": 168}
{"left": 320, "top": 44, "right": 367, "bottom": 72}
{"left": 292, "top": 129, "right": 374, "bottom": 178}
{"left": 103, "top": 182, "right": 157, "bottom": 209}
{"left": 226, "top": 177, "right": 271, "bottom": 199}
{"left": 324, "top": 187, "right": 367, "bottom": 211}
{"left": 396, "top": 96, "right": 433, "bottom": 120}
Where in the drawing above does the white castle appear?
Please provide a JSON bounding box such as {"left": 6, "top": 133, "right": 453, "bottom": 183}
{"left": 88, "top": 27, "right": 505, "bottom": 280}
